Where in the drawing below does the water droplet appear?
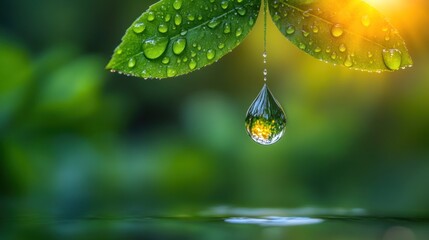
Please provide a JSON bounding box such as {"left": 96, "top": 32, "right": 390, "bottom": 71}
{"left": 174, "top": 14, "right": 182, "bottom": 25}
{"left": 187, "top": 14, "right": 195, "bottom": 21}
{"left": 312, "top": 25, "right": 319, "bottom": 33}
{"left": 206, "top": 49, "right": 216, "bottom": 60}
{"left": 237, "top": 0, "right": 243, "bottom": 3}
{"left": 218, "top": 43, "right": 225, "bottom": 49}
{"left": 339, "top": 43, "right": 346, "bottom": 52}
{"left": 128, "top": 58, "right": 136, "bottom": 68}
{"left": 248, "top": 17, "right": 255, "bottom": 26}
{"left": 344, "top": 54, "right": 353, "bottom": 67}
{"left": 236, "top": 27, "right": 243, "bottom": 37}
{"left": 382, "top": 49, "right": 402, "bottom": 70}
{"left": 208, "top": 19, "right": 220, "bottom": 28}
{"left": 223, "top": 23, "right": 231, "bottom": 33}
{"left": 162, "top": 57, "right": 170, "bottom": 64}
{"left": 147, "top": 12, "right": 155, "bottom": 21}
{"left": 245, "top": 84, "right": 287, "bottom": 145}
{"left": 286, "top": 25, "right": 295, "bottom": 34}
{"left": 143, "top": 37, "right": 169, "bottom": 59}
{"left": 221, "top": 1, "right": 229, "bottom": 9}
{"left": 299, "top": 42, "right": 306, "bottom": 50}
{"left": 331, "top": 52, "right": 337, "bottom": 60}
{"left": 189, "top": 59, "right": 197, "bottom": 70}
{"left": 368, "top": 51, "right": 373, "bottom": 58}
{"left": 164, "top": 14, "right": 171, "bottom": 22}
{"left": 361, "top": 15, "right": 370, "bottom": 27}
{"left": 167, "top": 67, "right": 177, "bottom": 77}
{"left": 158, "top": 24, "right": 168, "bottom": 33}
{"left": 237, "top": 7, "right": 246, "bottom": 16}
{"left": 172, "top": 38, "right": 187, "bottom": 55}
{"left": 173, "top": 0, "right": 182, "bottom": 10}
{"left": 302, "top": 30, "right": 310, "bottom": 37}
{"left": 331, "top": 24, "right": 344, "bottom": 37}
{"left": 133, "top": 23, "right": 146, "bottom": 33}
{"left": 116, "top": 48, "right": 123, "bottom": 55}
{"left": 325, "top": 46, "right": 331, "bottom": 53}
{"left": 273, "top": 12, "right": 281, "bottom": 22}
{"left": 314, "top": 47, "right": 322, "bottom": 53}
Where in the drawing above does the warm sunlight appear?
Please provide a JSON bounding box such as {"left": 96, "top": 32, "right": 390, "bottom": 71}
{"left": 363, "top": 0, "right": 406, "bottom": 10}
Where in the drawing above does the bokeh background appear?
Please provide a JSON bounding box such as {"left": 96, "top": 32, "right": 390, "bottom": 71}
{"left": 1, "top": 0, "right": 429, "bottom": 228}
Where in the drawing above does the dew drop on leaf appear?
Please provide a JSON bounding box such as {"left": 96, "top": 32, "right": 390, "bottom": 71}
{"left": 128, "top": 58, "right": 136, "bottom": 68}
{"left": 206, "top": 49, "right": 216, "bottom": 60}
{"left": 162, "top": 57, "right": 170, "bottom": 64}
{"left": 223, "top": 23, "right": 231, "bottom": 33}
{"left": 133, "top": 23, "right": 146, "bottom": 34}
{"left": 173, "top": 38, "right": 187, "bottom": 55}
{"left": 167, "top": 66, "right": 177, "bottom": 77}
{"left": 174, "top": 14, "right": 182, "bottom": 25}
{"left": 221, "top": 1, "right": 229, "bottom": 10}
{"left": 361, "top": 15, "right": 371, "bottom": 27}
{"left": 339, "top": 43, "right": 347, "bottom": 52}
{"left": 237, "top": 7, "right": 246, "bottom": 16}
{"left": 331, "top": 24, "right": 344, "bottom": 37}
{"left": 382, "top": 49, "right": 402, "bottom": 70}
{"left": 158, "top": 24, "right": 169, "bottom": 33}
{"left": 147, "top": 12, "right": 155, "bottom": 21}
{"left": 245, "top": 84, "right": 287, "bottom": 145}
{"left": 173, "top": 0, "right": 182, "bottom": 10}
{"left": 236, "top": 27, "right": 243, "bottom": 37}
{"left": 344, "top": 54, "right": 353, "bottom": 67}
{"left": 286, "top": 25, "right": 295, "bottom": 35}
{"left": 188, "top": 59, "right": 197, "bottom": 70}
{"left": 142, "top": 37, "right": 169, "bottom": 59}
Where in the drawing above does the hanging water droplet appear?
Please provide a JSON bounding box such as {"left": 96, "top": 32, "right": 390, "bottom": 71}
{"left": 331, "top": 24, "right": 344, "bottom": 37}
{"left": 245, "top": 84, "right": 287, "bottom": 145}
{"left": 173, "top": 38, "right": 187, "bottom": 55}
{"left": 173, "top": 0, "right": 182, "bottom": 10}
{"left": 286, "top": 25, "right": 295, "bottom": 35}
{"left": 174, "top": 14, "right": 182, "bottom": 25}
{"left": 128, "top": 58, "right": 136, "bottom": 68}
{"left": 382, "top": 49, "right": 402, "bottom": 70}
{"left": 206, "top": 49, "right": 216, "bottom": 60}
{"left": 361, "top": 15, "right": 370, "bottom": 27}
{"left": 143, "top": 37, "right": 169, "bottom": 59}
{"left": 133, "top": 23, "right": 146, "bottom": 33}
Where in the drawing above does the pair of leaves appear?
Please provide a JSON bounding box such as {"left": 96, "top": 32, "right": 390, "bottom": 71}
{"left": 107, "top": 0, "right": 413, "bottom": 79}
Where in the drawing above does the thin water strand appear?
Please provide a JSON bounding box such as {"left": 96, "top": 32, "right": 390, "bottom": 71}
{"left": 245, "top": 84, "right": 287, "bottom": 145}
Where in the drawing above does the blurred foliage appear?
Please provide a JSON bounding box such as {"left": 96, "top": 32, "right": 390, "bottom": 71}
{"left": 1, "top": 1, "right": 429, "bottom": 233}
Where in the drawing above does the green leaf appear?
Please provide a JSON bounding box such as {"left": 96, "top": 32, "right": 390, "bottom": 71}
{"left": 268, "top": 0, "right": 413, "bottom": 72}
{"left": 107, "top": 0, "right": 261, "bottom": 79}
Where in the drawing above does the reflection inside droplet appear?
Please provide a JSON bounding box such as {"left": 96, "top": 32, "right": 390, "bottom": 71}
{"left": 245, "top": 84, "right": 287, "bottom": 145}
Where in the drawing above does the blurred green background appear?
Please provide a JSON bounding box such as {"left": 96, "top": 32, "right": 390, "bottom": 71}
{"left": 1, "top": 0, "right": 429, "bottom": 223}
